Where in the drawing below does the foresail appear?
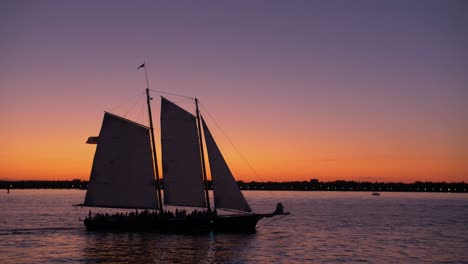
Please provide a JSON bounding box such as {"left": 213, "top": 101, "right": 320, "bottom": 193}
{"left": 84, "top": 112, "right": 159, "bottom": 209}
{"left": 201, "top": 117, "right": 251, "bottom": 212}
{"left": 160, "top": 97, "right": 206, "bottom": 207}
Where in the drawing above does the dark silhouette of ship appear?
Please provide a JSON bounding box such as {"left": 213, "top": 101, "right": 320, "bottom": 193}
{"left": 77, "top": 80, "right": 288, "bottom": 233}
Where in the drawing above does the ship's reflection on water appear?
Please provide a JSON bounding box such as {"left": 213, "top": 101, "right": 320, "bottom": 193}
{"left": 83, "top": 232, "right": 257, "bottom": 263}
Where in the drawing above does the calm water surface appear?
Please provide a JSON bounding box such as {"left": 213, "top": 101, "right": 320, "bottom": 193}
{"left": 0, "top": 190, "right": 467, "bottom": 263}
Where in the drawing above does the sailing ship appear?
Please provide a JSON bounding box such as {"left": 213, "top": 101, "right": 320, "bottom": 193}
{"left": 79, "top": 88, "right": 287, "bottom": 233}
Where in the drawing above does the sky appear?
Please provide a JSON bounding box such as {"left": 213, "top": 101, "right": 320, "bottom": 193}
{"left": 1, "top": 0, "right": 467, "bottom": 183}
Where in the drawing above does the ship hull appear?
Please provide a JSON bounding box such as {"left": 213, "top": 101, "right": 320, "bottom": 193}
{"left": 84, "top": 214, "right": 263, "bottom": 234}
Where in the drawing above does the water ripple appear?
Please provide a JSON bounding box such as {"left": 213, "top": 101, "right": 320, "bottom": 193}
{"left": 0, "top": 190, "right": 467, "bottom": 263}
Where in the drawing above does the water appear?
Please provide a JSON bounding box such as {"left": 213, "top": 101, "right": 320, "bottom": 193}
{"left": 1, "top": 190, "right": 467, "bottom": 263}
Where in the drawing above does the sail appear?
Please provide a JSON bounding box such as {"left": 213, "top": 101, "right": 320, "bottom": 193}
{"left": 201, "top": 117, "right": 251, "bottom": 212}
{"left": 83, "top": 112, "right": 159, "bottom": 209}
{"left": 160, "top": 97, "right": 206, "bottom": 207}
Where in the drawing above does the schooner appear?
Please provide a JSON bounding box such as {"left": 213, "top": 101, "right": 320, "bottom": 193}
{"left": 78, "top": 66, "right": 288, "bottom": 233}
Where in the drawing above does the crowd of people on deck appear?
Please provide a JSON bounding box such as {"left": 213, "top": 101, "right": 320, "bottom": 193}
{"left": 87, "top": 208, "right": 217, "bottom": 221}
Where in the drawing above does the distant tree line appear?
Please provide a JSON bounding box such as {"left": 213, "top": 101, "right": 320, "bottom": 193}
{"left": 1, "top": 179, "right": 466, "bottom": 193}
{"left": 0, "top": 179, "right": 88, "bottom": 190}
{"left": 236, "top": 179, "right": 467, "bottom": 193}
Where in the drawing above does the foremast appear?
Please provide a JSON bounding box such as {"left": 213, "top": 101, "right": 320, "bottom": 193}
{"left": 143, "top": 64, "right": 164, "bottom": 212}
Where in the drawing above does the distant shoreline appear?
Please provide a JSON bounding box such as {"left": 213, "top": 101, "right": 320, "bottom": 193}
{"left": 1, "top": 180, "right": 466, "bottom": 193}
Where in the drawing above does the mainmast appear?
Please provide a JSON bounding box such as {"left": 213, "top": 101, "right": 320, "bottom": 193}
{"left": 195, "top": 98, "right": 211, "bottom": 212}
{"left": 141, "top": 63, "right": 163, "bottom": 212}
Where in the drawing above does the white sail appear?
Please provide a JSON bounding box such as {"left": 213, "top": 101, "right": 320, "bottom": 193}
{"left": 84, "top": 112, "right": 159, "bottom": 209}
{"left": 160, "top": 97, "right": 206, "bottom": 207}
{"left": 201, "top": 117, "right": 251, "bottom": 212}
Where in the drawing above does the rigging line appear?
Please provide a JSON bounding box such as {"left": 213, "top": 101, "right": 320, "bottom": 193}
{"left": 108, "top": 91, "right": 146, "bottom": 114}
{"left": 199, "top": 102, "right": 265, "bottom": 183}
{"left": 256, "top": 215, "right": 287, "bottom": 229}
{"left": 199, "top": 101, "right": 282, "bottom": 202}
{"left": 136, "top": 97, "right": 147, "bottom": 125}
{"left": 149, "top": 89, "right": 195, "bottom": 100}
{"left": 123, "top": 93, "right": 145, "bottom": 117}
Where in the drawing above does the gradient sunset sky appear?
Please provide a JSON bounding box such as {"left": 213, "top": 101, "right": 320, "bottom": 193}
{"left": 1, "top": 0, "right": 467, "bottom": 183}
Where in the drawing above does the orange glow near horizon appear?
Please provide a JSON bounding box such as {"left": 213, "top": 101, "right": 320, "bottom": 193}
{"left": 0, "top": 97, "right": 466, "bottom": 183}
{"left": 1, "top": 1, "right": 467, "bottom": 184}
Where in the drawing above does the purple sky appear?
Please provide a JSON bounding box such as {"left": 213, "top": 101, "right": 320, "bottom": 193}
{"left": 1, "top": 0, "right": 467, "bottom": 182}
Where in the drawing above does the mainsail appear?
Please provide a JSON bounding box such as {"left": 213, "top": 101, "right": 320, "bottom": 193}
{"left": 160, "top": 97, "right": 206, "bottom": 207}
{"left": 84, "top": 112, "right": 158, "bottom": 209}
{"left": 201, "top": 117, "right": 251, "bottom": 212}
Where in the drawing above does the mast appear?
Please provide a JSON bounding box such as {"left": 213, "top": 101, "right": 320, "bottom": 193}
{"left": 142, "top": 63, "right": 163, "bottom": 212}
{"left": 195, "top": 98, "right": 211, "bottom": 212}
